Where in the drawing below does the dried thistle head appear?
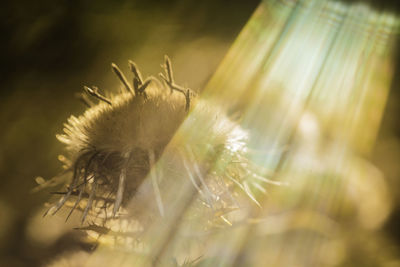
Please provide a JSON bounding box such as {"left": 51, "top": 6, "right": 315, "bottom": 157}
{"left": 39, "top": 56, "right": 271, "bottom": 241}
{"left": 44, "top": 56, "right": 194, "bottom": 222}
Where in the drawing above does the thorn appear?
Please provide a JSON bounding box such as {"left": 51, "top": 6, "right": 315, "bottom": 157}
{"left": 128, "top": 60, "right": 143, "bottom": 85}
{"left": 133, "top": 77, "right": 141, "bottom": 95}
{"left": 159, "top": 73, "right": 173, "bottom": 93}
{"left": 159, "top": 55, "right": 193, "bottom": 110}
{"left": 185, "top": 89, "right": 191, "bottom": 111}
{"left": 111, "top": 63, "right": 134, "bottom": 95}
{"left": 138, "top": 79, "right": 152, "bottom": 94}
{"left": 83, "top": 86, "right": 112, "bottom": 106}
{"left": 66, "top": 187, "right": 84, "bottom": 222}
{"left": 164, "top": 55, "right": 173, "bottom": 83}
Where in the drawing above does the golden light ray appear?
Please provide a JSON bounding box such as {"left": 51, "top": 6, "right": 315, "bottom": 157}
{"left": 88, "top": 0, "right": 399, "bottom": 266}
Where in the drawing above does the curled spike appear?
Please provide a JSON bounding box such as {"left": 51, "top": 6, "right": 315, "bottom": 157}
{"left": 113, "top": 152, "right": 129, "bottom": 217}
{"left": 65, "top": 186, "right": 84, "bottom": 222}
{"left": 81, "top": 179, "right": 98, "bottom": 224}
{"left": 48, "top": 153, "right": 86, "bottom": 216}
{"left": 113, "top": 167, "right": 126, "bottom": 217}
{"left": 66, "top": 152, "right": 99, "bottom": 222}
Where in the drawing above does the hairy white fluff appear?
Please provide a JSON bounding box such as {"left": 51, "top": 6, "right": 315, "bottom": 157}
{"left": 57, "top": 85, "right": 187, "bottom": 157}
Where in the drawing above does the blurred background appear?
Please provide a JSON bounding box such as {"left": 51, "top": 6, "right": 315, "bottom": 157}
{"left": 0, "top": 0, "right": 399, "bottom": 266}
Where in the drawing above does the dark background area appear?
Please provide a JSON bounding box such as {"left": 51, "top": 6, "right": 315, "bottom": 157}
{"left": 0, "top": 0, "right": 398, "bottom": 266}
